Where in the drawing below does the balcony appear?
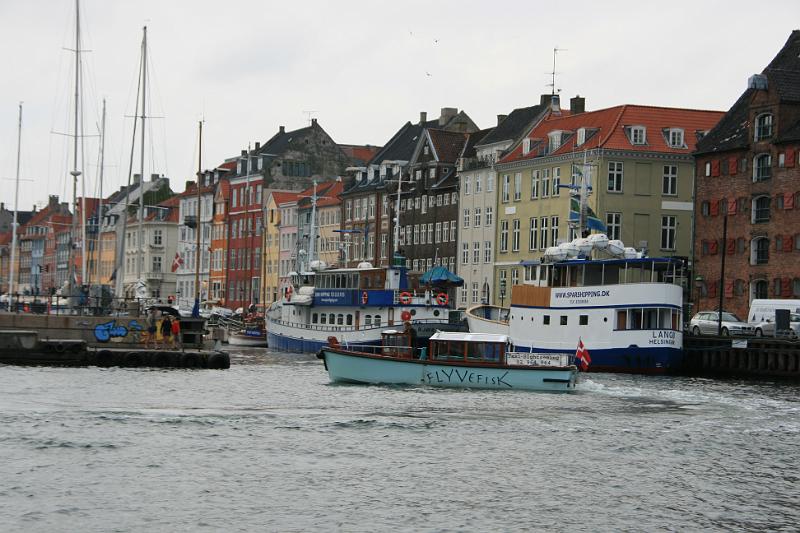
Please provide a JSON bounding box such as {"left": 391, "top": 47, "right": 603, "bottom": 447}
{"left": 145, "top": 271, "right": 164, "bottom": 281}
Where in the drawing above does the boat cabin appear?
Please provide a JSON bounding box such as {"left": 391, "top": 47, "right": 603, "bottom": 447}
{"left": 522, "top": 257, "right": 685, "bottom": 288}
{"left": 428, "top": 332, "right": 507, "bottom": 364}
{"left": 381, "top": 329, "right": 414, "bottom": 358}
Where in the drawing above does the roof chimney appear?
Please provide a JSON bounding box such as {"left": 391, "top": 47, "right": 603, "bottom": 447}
{"left": 748, "top": 74, "right": 768, "bottom": 90}
{"left": 497, "top": 114, "right": 507, "bottom": 125}
{"left": 540, "top": 94, "right": 553, "bottom": 107}
{"left": 439, "top": 107, "right": 457, "bottom": 126}
{"left": 133, "top": 173, "right": 141, "bottom": 184}
{"left": 570, "top": 95, "right": 585, "bottom": 115}
{"left": 311, "top": 118, "right": 318, "bottom": 126}
{"left": 241, "top": 150, "right": 247, "bottom": 157}
{"left": 150, "top": 173, "right": 159, "bottom": 182}
{"left": 279, "top": 126, "right": 285, "bottom": 133}
{"left": 255, "top": 141, "right": 261, "bottom": 151}
{"left": 550, "top": 94, "right": 561, "bottom": 115}
{"left": 419, "top": 111, "right": 427, "bottom": 125}
{"left": 186, "top": 180, "right": 194, "bottom": 192}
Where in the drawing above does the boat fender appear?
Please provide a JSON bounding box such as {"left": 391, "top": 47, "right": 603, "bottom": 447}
{"left": 207, "top": 352, "right": 230, "bottom": 370}
{"left": 401, "top": 310, "right": 412, "bottom": 322}
{"left": 96, "top": 349, "right": 114, "bottom": 367}
{"left": 182, "top": 353, "right": 202, "bottom": 368}
{"left": 53, "top": 342, "right": 66, "bottom": 353}
{"left": 399, "top": 292, "right": 412, "bottom": 305}
{"left": 124, "top": 352, "right": 144, "bottom": 367}
{"left": 436, "top": 293, "right": 448, "bottom": 306}
{"left": 327, "top": 336, "right": 340, "bottom": 348}
{"left": 150, "top": 351, "right": 174, "bottom": 368}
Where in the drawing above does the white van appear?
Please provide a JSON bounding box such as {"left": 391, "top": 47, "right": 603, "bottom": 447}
{"left": 748, "top": 299, "right": 800, "bottom": 337}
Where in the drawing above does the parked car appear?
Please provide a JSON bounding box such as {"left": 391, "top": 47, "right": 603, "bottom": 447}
{"left": 689, "top": 311, "right": 754, "bottom": 336}
{"left": 748, "top": 299, "right": 800, "bottom": 338}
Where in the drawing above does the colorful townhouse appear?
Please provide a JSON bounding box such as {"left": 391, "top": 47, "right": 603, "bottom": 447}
{"left": 456, "top": 101, "right": 550, "bottom": 308}
{"left": 263, "top": 190, "right": 295, "bottom": 306}
{"left": 175, "top": 173, "right": 216, "bottom": 312}
{"left": 493, "top": 95, "right": 724, "bottom": 306}
{"left": 693, "top": 31, "right": 800, "bottom": 318}
{"left": 277, "top": 192, "right": 299, "bottom": 295}
{"left": 296, "top": 179, "right": 343, "bottom": 270}
{"left": 210, "top": 167, "right": 233, "bottom": 305}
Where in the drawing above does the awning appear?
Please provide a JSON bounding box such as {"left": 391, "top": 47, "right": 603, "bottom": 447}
{"left": 419, "top": 266, "right": 464, "bottom": 287}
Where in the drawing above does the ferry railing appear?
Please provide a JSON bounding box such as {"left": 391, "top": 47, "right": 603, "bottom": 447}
{"left": 270, "top": 316, "right": 455, "bottom": 333}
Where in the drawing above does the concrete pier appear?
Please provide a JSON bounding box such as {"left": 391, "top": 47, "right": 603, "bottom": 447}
{"left": 683, "top": 336, "right": 800, "bottom": 379}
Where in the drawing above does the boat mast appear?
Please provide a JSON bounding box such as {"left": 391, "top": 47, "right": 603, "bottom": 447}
{"left": 194, "top": 120, "right": 202, "bottom": 315}
{"left": 308, "top": 180, "right": 318, "bottom": 269}
{"left": 91, "top": 98, "right": 106, "bottom": 287}
{"left": 579, "top": 150, "right": 588, "bottom": 236}
{"left": 67, "top": 0, "right": 83, "bottom": 298}
{"left": 135, "top": 25, "right": 147, "bottom": 290}
{"left": 9, "top": 103, "right": 22, "bottom": 299}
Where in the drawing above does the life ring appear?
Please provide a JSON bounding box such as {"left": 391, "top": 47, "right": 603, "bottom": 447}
{"left": 361, "top": 291, "right": 368, "bottom": 305}
{"left": 399, "top": 292, "right": 412, "bottom": 305}
{"left": 401, "top": 310, "right": 412, "bottom": 322}
{"left": 436, "top": 292, "right": 449, "bottom": 306}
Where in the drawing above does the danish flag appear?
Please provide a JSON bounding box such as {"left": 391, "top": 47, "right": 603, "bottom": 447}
{"left": 575, "top": 338, "right": 591, "bottom": 371}
{"left": 171, "top": 252, "right": 184, "bottom": 272}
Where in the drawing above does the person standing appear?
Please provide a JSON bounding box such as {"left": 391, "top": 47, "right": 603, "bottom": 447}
{"left": 170, "top": 316, "right": 182, "bottom": 351}
{"left": 146, "top": 308, "right": 158, "bottom": 349}
{"left": 159, "top": 314, "right": 172, "bottom": 350}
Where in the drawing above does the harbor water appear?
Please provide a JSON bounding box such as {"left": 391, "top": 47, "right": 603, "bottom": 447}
{"left": 1, "top": 348, "right": 798, "bottom": 532}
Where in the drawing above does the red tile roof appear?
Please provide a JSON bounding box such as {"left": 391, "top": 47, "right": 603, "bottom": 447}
{"left": 298, "top": 180, "right": 343, "bottom": 208}
{"left": 501, "top": 105, "right": 725, "bottom": 164}
{"left": 270, "top": 190, "right": 299, "bottom": 206}
{"left": 427, "top": 129, "right": 469, "bottom": 163}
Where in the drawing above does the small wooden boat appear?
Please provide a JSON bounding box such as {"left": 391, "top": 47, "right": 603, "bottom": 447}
{"left": 227, "top": 316, "right": 267, "bottom": 347}
{"left": 318, "top": 330, "right": 577, "bottom": 392}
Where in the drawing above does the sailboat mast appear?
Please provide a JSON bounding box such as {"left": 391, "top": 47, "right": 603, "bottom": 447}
{"left": 135, "top": 25, "right": 147, "bottom": 287}
{"left": 194, "top": 120, "right": 202, "bottom": 308}
{"left": 95, "top": 98, "right": 106, "bottom": 285}
{"left": 9, "top": 103, "right": 22, "bottom": 299}
{"left": 309, "top": 180, "right": 318, "bottom": 268}
{"left": 67, "top": 0, "right": 83, "bottom": 295}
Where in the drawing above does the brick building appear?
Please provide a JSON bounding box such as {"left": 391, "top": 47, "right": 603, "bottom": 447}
{"left": 694, "top": 31, "right": 800, "bottom": 318}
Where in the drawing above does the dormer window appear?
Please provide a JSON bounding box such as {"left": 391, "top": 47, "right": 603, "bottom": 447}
{"left": 236, "top": 161, "right": 242, "bottom": 174}
{"left": 576, "top": 128, "right": 586, "bottom": 146}
{"left": 548, "top": 131, "right": 563, "bottom": 152}
{"left": 423, "top": 145, "right": 430, "bottom": 156}
{"left": 629, "top": 126, "right": 647, "bottom": 145}
{"left": 522, "top": 138, "right": 531, "bottom": 155}
{"left": 755, "top": 113, "right": 773, "bottom": 141}
{"left": 666, "top": 128, "right": 685, "bottom": 148}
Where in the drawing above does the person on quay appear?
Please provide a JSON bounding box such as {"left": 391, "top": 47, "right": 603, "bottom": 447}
{"left": 146, "top": 308, "right": 159, "bottom": 349}
{"left": 170, "top": 316, "right": 182, "bottom": 351}
{"left": 159, "top": 314, "right": 172, "bottom": 350}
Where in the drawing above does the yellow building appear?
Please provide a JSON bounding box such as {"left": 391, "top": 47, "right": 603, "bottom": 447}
{"left": 493, "top": 101, "right": 724, "bottom": 305}
{"left": 263, "top": 190, "right": 295, "bottom": 306}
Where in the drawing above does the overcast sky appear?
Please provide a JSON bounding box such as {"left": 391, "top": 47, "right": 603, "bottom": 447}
{"left": 1, "top": 0, "right": 798, "bottom": 212}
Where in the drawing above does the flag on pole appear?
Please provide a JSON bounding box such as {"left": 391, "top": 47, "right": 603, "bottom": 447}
{"left": 171, "top": 252, "right": 184, "bottom": 272}
{"left": 575, "top": 338, "right": 591, "bottom": 371}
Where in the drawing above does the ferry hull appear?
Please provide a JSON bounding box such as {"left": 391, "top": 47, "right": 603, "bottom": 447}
{"left": 320, "top": 349, "right": 577, "bottom": 392}
{"left": 508, "top": 345, "right": 682, "bottom": 375}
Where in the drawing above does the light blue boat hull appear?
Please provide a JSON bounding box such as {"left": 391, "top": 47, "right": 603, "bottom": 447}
{"left": 320, "top": 349, "right": 577, "bottom": 392}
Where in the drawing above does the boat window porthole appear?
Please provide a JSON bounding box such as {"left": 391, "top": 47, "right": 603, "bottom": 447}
{"left": 604, "top": 317, "right": 608, "bottom": 322}
{"left": 410, "top": 309, "right": 417, "bottom": 316}
{"left": 433, "top": 310, "right": 440, "bottom": 317}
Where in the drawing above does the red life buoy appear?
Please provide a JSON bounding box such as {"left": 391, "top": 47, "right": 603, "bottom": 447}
{"left": 399, "top": 292, "right": 412, "bottom": 305}
{"left": 436, "top": 292, "right": 448, "bottom": 306}
{"left": 361, "top": 291, "right": 368, "bottom": 305}
{"left": 401, "top": 310, "right": 412, "bottom": 322}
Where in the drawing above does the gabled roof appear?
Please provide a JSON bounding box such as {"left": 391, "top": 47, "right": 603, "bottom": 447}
{"left": 427, "top": 129, "right": 469, "bottom": 163}
{"left": 298, "top": 180, "right": 343, "bottom": 209}
{"left": 461, "top": 128, "right": 494, "bottom": 159}
{"left": 270, "top": 190, "right": 300, "bottom": 207}
{"left": 477, "top": 104, "right": 547, "bottom": 147}
{"left": 259, "top": 124, "right": 314, "bottom": 156}
{"left": 339, "top": 144, "right": 381, "bottom": 166}
{"left": 764, "top": 30, "right": 800, "bottom": 103}
{"left": 368, "top": 121, "right": 424, "bottom": 165}
{"left": 502, "top": 105, "right": 724, "bottom": 164}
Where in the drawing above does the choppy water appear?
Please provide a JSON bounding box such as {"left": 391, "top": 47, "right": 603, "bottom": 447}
{"left": 1, "top": 349, "right": 798, "bottom": 532}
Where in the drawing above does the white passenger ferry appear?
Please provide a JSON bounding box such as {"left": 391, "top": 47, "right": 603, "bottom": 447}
{"left": 267, "top": 258, "right": 462, "bottom": 352}
{"left": 467, "top": 235, "right": 686, "bottom": 374}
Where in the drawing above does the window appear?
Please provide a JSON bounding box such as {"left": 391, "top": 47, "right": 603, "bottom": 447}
{"left": 542, "top": 169, "right": 551, "bottom": 198}
{"left": 474, "top": 208, "right": 481, "bottom": 227}
{"left": 606, "top": 213, "right": 621, "bottom": 241}
{"left": 753, "top": 237, "right": 769, "bottom": 265}
{"left": 463, "top": 209, "right": 470, "bottom": 228}
{"left": 443, "top": 194, "right": 449, "bottom": 206}
{"left": 755, "top": 113, "right": 773, "bottom": 141}
{"left": 413, "top": 259, "right": 419, "bottom": 271}
{"left": 472, "top": 282, "right": 479, "bottom": 303}
{"left": 608, "top": 161, "right": 623, "bottom": 192}
{"left": 152, "top": 256, "right": 162, "bottom": 272}
{"left": 473, "top": 242, "right": 480, "bottom": 263}
{"left": 511, "top": 268, "right": 519, "bottom": 286}
{"left": 529, "top": 217, "right": 538, "bottom": 250}
{"left": 577, "top": 128, "right": 587, "bottom": 146}
{"left": 421, "top": 195, "right": 427, "bottom": 214}
{"left": 553, "top": 167, "right": 561, "bottom": 196}
{"left": 754, "top": 154, "right": 771, "bottom": 181}
{"left": 661, "top": 216, "right": 676, "bottom": 250}
{"left": 514, "top": 173, "right": 522, "bottom": 201}
{"left": 460, "top": 288, "right": 467, "bottom": 305}
{"left": 451, "top": 192, "right": 457, "bottom": 204}
{"left": 427, "top": 223, "right": 433, "bottom": 243}
{"left": 630, "top": 126, "right": 646, "bottom": 145}
{"left": 484, "top": 241, "right": 492, "bottom": 263}
{"left": 485, "top": 207, "right": 493, "bottom": 226}
{"left": 450, "top": 221, "right": 456, "bottom": 241}
{"left": 500, "top": 220, "right": 509, "bottom": 252}
{"left": 464, "top": 176, "right": 471, "bottom": 195}
{"left": 435, "top": 222, "right": 441, "bottom": 242}
{"left": 502, "top": 175, "right": 510, "bottom": 203}
{"left": 540, "top": 217, "right": 549, "bottom": 249}
{"left": 413, "top": 224, "right": 419, "bottom": 244}
{"left": 662, "top": 165, "right": 677, "bottom": 195}
{"left": 152, "top": 229, "right": 162, "bottom": 245}
{"left": 475, "top": 176, "right": 482, "bottom": 193}
{"left": 550, "top": 216, "right": 559, "bottom": 247}
{"left": 487, "top": 175, "right": 494, "bottom": 192}
{"left": 543, "top": 315, "right": 551, "bottom": 325}
{"left": 579, "top": 315, "right": 588, "bottom": 325}
{"left": 531, "top": 171, "right": 539, "bottom": 199}
{"left": 753, "top": 196, "right": 770, "bottom": 223}
{"left": 442, "top": 222, "right": 449, "bottom": 242}
{"left": 368, "top": 196, "right": 375, "bottom": 218}
{"left": 512, "top": 219, "right": 521, "bottom": 251}
{"left": 548, "top": 131, "right": 563, "bottom": 152}
{"left": 667, "top": 128, "right": 684, "bottom": 148}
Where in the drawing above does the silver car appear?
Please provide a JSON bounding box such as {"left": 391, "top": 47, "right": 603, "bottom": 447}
{"left": 690, "top": 311, "right": 754, "bottom": 336}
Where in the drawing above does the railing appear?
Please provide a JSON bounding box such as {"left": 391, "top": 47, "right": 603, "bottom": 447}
{"left": 0, "top": 294, "right": 178, "bottom": 317}
{"left": 269, "top": 316, "right": 454, "bottom": 333}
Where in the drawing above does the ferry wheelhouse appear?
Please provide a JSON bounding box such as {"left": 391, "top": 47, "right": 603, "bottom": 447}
{"left": 267, "top": 258, "right": 462, "bottom": 352}
{"left": 468, "top": 249, "right": 686, "bottom": 374}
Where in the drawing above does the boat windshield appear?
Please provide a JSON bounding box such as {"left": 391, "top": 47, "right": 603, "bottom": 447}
{"left": 430, "top": 340, "right": 503, "bottom": 363}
